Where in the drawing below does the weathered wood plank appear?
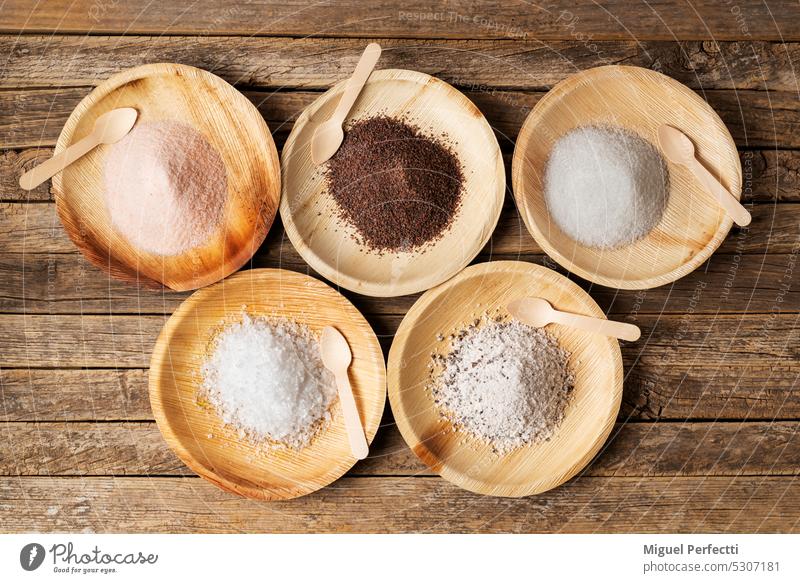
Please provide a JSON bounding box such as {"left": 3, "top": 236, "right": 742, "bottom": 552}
{"left": 0, "top": 314, "right": 168, "bottom": 368}
{"left": 1, "top": 475, "right": 796, "bottom": 533}
{"left": 3, "top": 37, "right": 800, "bottom": 89}
{"left": 0, "top": 369, "right": 151, "bottom": 421}
{"left": 4, "top": 87, "right": 800, "bottom": 150}
{"left": 3, "top": 201, "right": 798, "bottom": 259}
{"left": 0, "top": 149, "right": 53, "bottom": 200}
{"left": 2, "top": 420, "right": 798, "bottom": 477}
{"left": 1, "top": 251, "right": 798, "bottom": 316}
{"left": 5, "top": 147, "right": 800, "bottom": 203}
{"left": 2, "top": 354, "right": 799, "bottom": 423}
{"left": 1, "top": 4, "right": 799, "bottom": 41}
{"left": 1, "top": 315, "right": 797, "bottom": 423}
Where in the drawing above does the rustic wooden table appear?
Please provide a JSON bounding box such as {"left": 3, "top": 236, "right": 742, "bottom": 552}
{"left": 1, "top": 1, "right": 799, "bottom": 533}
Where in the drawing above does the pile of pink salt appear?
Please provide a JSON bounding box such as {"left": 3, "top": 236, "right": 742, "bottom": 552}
{"left": 103, "top": 120, "right": 227, "bottom": 256}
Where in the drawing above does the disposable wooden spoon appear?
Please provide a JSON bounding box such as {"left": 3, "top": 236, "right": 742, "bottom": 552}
{"left": 19, "top": 107, "right": 138, "bottom": 191}
{"left": 657, "top": 124, "right": 751, "bottom": 227}
{"left": 508, "top": 297, "right": 641, "bottom": 342}
{"left": 320, "top": 325, "right": 369, "bottom": 460}
{"left": 310, "top": 43, "right": 382, "bottom": 165}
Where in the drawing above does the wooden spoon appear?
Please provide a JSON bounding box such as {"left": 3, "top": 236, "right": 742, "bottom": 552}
{"left": 19, "top": 107, "right": 138, "bottom": 191}
{"left": 310, "top": 43, "right": 382, "bottom": 165}
{"left": 320, "top": 325, "right": 369, "bottom": 460}
{"left": 657, "top": 124, "right": 751, "bottom": 227}
{"left": 508, "top": 297, "right": 641, "bottom": 342}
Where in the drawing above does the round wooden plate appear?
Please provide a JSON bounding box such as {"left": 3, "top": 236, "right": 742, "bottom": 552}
{"left": 388, "top": 260, "right": 623, "bottom": 497}
{"left": 53, "top": 63, "right": 281, "bottom": 291}
{"left": 280, "top": 69, "right": 505, "bottom": 297}
{"left": 512, "top": 65, "right": 742, "bottom": 289}
{"left": 149, "top": 268, "right": 387, "bottom": 500}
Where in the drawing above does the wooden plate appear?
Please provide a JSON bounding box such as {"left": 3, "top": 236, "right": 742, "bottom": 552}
{"left": 388, "top": 260, "right": 622, "bottom": 497}
{"left": 280, "top": 69, "right": 505, "bottom": 297}
{"left": 53, "top": 63, "right": 280, "bottom": 291}
{"left": 512, "top": 65, "right": 742, "bottom": 289}
{"left": 149, "top": 268, "right": 387, "bottom": 500}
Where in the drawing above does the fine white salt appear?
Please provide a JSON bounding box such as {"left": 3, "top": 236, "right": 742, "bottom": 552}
{"left": 544, "top": 125, "right": 669, "bottom": 249}
{"left": 431, "top": 317, "right": 574, "bottom": 454}
{"left": 201, "top": 314, "right": 338, "bottom": 450}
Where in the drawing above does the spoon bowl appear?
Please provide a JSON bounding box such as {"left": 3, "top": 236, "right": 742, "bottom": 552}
{"left": 658, "top": 124, "right": 696, "bottom": 164}
{"left": 507, "top": 297, "right": 552, "bottom": 328}
{"left": 321, "top": 325, "right": 353, "bottom": 369}
{"left": 96, "top": 107, "right": 139, "bottom": 144}
{"left": 311, "top": 121, "right": 345, "bottom": 167}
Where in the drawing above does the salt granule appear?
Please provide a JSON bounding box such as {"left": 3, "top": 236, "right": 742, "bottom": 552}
{"left": 201, "top": 314, "right": 338, "bottom": 449}
{"left": 544, "top": 125, "right": 669, "bottom": 249}
{"left": 103, "top": 120, "right": 227, "bottom": 256}
{"left": 431, "top": 318, "right": 574, "bottom": 454}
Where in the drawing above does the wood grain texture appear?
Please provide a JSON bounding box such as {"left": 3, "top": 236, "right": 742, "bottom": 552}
{"left": 5, "top": 87, "right": 800, "bottom": 150}
{"left": 2, "top": 312, "right": 798, "bottom": 369}
{"left": 3, "top": 251, "right": 799, "bottom": 315}
{"left": 4, "top": 202, "right": 798, "bottom": 258}
{"left": 0, "top": 369, "right": 152, "bottom": 421}
{"left": 3, "top": 360, "right": 799, "bottom": 423}
{"left": 0, "top": 23, "right": 798, "bottom": 531}
{"left": 2, "top": 421, "right": 799, "bottom": 477}
{"left": 5, "top": 148, "right": 800, "bottom": 204}
{"left": 4, "top": 37, "right": 800, "bottom": 90}
{"left": 1, "top": 476, "right": 797, "bottom": 533}
{"left": 1, "top": 3, "right": 799, "bottom": 40}
{"left": 0, "top": 87, "right": 301, "bottom": 149}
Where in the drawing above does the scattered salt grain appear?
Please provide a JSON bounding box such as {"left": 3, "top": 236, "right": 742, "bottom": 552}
{"left": 431, "top": 317, "right": 574, "bottom": 454}
{"left": 201, "top": 313, "right": 337, "bottom": 449}
{"left": 544, "top": 125, "right": 669, "bottom": 249}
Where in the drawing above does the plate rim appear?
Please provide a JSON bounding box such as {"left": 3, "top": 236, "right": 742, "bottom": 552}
{"left": 387, "top": 260, "right": 624, "bottom": 497}
{"left": 511, "top": 64, "right": 741, "bottom": 290}
{"left": 279, "top": 68, "right": 506, "bottom": 297}
{"left": 148, "top": 267, "right": 388, "bottom": 501}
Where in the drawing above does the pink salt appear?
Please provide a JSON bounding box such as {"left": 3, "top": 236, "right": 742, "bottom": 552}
{"left": 103, "top": 120, "right": 227, "bottom": 256}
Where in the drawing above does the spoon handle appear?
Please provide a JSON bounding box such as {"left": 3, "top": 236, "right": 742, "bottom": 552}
{"left": 334, "top": 370, "right": 369, "bottom": 460}
{"left": 331, "top": 43, "right": 382, "bottom": 123}
{"left": 550, "top": 310, "right": 641, "bottom": 342}
{"left": 689, "top": 158, "right": 751, "bottom": 227}
{"left": 19, "top": 133, "right": 101, "bottom": 190}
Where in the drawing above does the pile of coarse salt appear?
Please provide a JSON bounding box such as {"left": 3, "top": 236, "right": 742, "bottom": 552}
{"left": 544, "top": 125, "right": 669, "bottom": 249}
{"left": 431, "top": 317, "right": 574, "bottom": 454}
{"left": 201, "top": 313, "right": 337, "bottom": 450}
